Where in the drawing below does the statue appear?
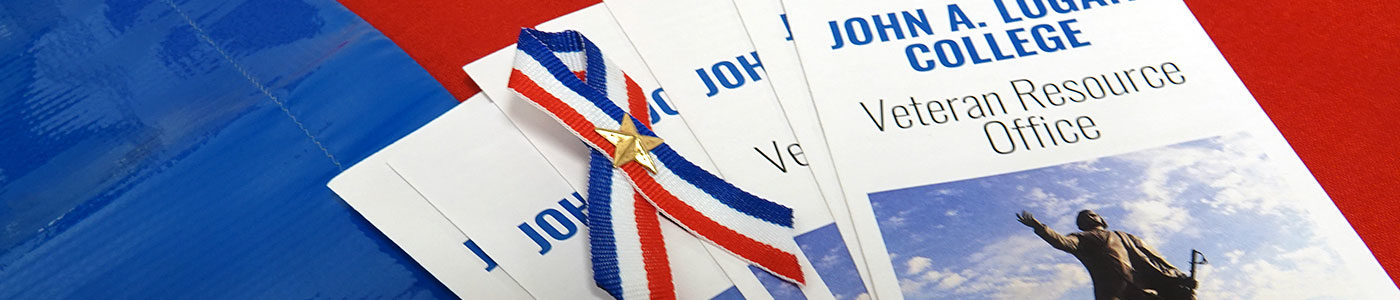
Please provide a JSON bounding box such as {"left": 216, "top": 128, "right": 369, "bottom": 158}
{"left": 1016, "top": 210, "right": 1197, "bottom": 300}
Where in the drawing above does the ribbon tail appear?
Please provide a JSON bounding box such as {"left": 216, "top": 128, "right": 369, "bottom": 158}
{"left": 589, "top": 150, "right": 676, "bottom": 300}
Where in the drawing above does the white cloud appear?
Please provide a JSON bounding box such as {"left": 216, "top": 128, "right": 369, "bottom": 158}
{"left": 883, "top": 208, "right": 915, "bottom": 229}
{"left": 885, "top": 215, "right": 906, "bottom": 228}
{"left": 1121, "top": 199, "right": 1193, "bottom": 242}
{"left": 900, "top": 268, "right": 973, "bottom": 295}
{"left": 937, "top": 273, "right": 967, "bottom": 289}
{"left": 1223, "top": 249, "right": 1244, "bottom": 264}
{"left": 981, "top": 263, "right": 1086, "bottom": 300}
{"left": 1020, "top": 186, "right": 1095, "bottom": 229}
{"left": 816, "top": 252, "right": 842, "bottom": 270}
{"left": 899, "top": 235, "right": 1091, "bottom": 299}
{"left": 906, "top": 256, "right": 933, "bottom": 275}
{"left": 1196, "top": 245, "right": 1368, "bottom": 299}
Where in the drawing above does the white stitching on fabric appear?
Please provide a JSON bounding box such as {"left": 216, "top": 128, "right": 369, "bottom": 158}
{"left": 163, "top": 0, "right": 344, "bottom": 170}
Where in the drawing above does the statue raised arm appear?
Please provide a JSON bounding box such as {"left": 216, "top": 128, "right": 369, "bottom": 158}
{"left": 1017, "top": 210, "right": 1081, "bottom": 252}
{"left": 1017, "top": 209, "right": 1197, "bottom": 300}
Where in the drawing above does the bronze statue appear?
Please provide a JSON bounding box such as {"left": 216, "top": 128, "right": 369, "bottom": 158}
{"left": 1016, "top": 210, "right": 1197, "bottom": 300}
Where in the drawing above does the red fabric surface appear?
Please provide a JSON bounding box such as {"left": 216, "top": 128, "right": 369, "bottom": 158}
{"left": 340, "top": 0, "right": 1400, "bottom": 281}
{"left": 336, "top": 0, "right": 597, "bottom": 100}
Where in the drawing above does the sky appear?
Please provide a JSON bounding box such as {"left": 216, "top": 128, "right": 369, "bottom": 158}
{"left": 867, "top": 133, "right": 1382, "bottom": 299}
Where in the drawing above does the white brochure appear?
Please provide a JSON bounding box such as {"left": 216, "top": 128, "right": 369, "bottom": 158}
{"left": 781, "top": 0, "right": 1399, "bottom": 299}
{"left": 460, "top": 4, "right": 772, "bottom": 299}
{"left": 602, "top": 1, "right": 872, "bottom": 299}
{"left": 329, "top": 124, "right": 532, "bottom": 299}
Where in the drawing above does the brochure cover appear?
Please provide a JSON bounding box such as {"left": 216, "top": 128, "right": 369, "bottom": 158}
{"left": 779, "top": 0, "right": 1399, "bottom": 298}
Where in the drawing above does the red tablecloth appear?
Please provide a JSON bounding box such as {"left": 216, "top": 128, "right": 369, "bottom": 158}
{"left": 338, "top": 0, "right": 1400, "bottom": 281}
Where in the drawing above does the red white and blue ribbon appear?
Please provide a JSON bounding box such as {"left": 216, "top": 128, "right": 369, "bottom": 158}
{"left": 507, "top": 28, "right": 805, "bottom": 299}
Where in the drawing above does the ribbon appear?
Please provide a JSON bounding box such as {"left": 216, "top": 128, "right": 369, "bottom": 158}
{"left": 507, "top": 28, "right": 805, "bottom": 299}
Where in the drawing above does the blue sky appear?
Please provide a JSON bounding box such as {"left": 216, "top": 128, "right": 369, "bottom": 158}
{"left": 868, "top": 133, "right": 1377, "bottom": 299}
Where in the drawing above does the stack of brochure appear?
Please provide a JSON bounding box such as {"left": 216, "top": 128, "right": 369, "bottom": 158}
{"left": 329, "top": 1, "right": 1398, "bottom": 299}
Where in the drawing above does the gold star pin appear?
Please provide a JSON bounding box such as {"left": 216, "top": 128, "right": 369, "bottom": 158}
{"left": 595, "top": 116, "right": 664, "bottom": 173}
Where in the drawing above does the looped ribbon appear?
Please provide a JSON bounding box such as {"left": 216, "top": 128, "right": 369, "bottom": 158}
{"left": 507, "top": 28, "right": 805, "bottom": 299}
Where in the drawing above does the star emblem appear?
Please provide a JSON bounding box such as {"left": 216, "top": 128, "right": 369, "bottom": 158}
{"left": 595, "top": 116, "right": 665, "bottom": 173}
